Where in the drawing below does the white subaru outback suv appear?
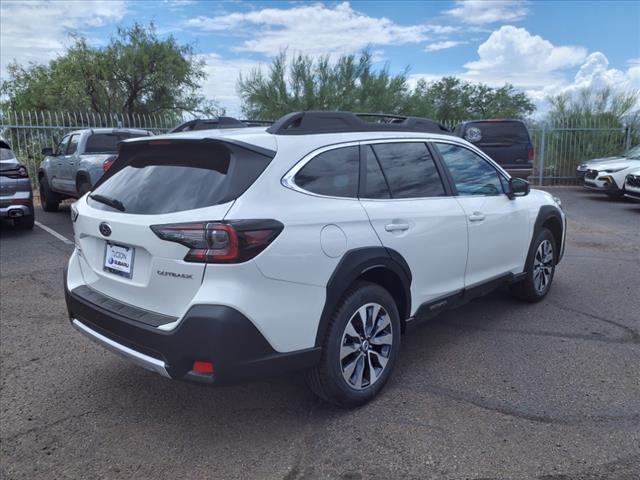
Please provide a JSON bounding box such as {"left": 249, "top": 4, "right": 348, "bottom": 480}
{"left": 65, "top": 111, "right": 566, "bottom": 407}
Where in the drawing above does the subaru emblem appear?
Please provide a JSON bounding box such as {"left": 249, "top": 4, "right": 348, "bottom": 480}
{"left": 99, "top": 222, "right": 112, "bottom": 237}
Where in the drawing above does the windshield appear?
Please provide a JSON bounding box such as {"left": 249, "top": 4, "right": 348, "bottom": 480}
{"left": 623, "top": 145, "right": 640, "bottom": 159}
{"left": 85, "top": 132, "right": 149, "bottom": 154}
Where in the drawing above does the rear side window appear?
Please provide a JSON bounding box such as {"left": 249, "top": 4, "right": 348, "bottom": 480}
{"left": 88, "top": 141, "right": 273, "bottom": 214}
{"left": 85, "top": 132, "right": 149, "bottom": 154}
{"left": 463, "top": 121, "right": 530, "bottom": 145}
{"left": 294, "top": 146, "right": 359, "bottom": 198}
{"left": 371, "top": 142, "right": 445, "bottom": 198}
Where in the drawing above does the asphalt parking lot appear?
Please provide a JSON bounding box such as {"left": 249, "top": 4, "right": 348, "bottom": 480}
{"left": 1, "top": 187, "right": 639, "bottom": 480}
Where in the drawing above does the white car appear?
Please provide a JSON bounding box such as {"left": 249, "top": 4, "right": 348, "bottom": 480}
{"left": 624, "top": 167, "right": 640, "bottom": 201}
{"left": 583, "top": 155, "right": 640, "bottom": 198}
{"left": 576, "top": 144, "right": 640, "bottom": 181}
{"left": 65, "top": 111, "right": 566, "bottom": 407}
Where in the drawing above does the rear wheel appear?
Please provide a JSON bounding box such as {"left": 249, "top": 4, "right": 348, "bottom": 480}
{"left": 39, "top": 176, "right": 61, "bottom": 212}
{"left": 306, "top": 281, "right": 401, "bottom": 408}
{"left": 76, "top": 176, "right": 91, "bottom": 197}
{"left": 510, "top": 228, "right": 556, "bottom": 302}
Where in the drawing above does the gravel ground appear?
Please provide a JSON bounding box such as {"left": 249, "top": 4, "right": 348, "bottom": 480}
{"left": 1, "top": 187, "right": 639, "bottom": 480}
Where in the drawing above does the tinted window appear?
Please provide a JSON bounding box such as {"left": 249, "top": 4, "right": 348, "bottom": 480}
{"left": 88, "top": 142, "right": 272, "bottom": 214}
{"left": 67, "top": 134, "right": 80, "bottom": 155}
{"left": 371, "top": 142, "right": 445, "bottom": 198}
{"left": 463, "top": 121, "right": 530, "bottom": 145}
{"left": 295, "top": 146, "right": 359, "bottom": 198}
{"left": 435, "top": 143, "right": 504, "bottom": 196}
{"left": 85, "top": 132, "right": 149, "bottom": 154}
{"left": 362, "top": 146, "right": 391, "bottom": 199}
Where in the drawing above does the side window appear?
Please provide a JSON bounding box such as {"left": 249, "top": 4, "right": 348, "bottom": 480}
{"left": 67, "top": 134, "right": 80, "bottom": 155}
{"left": 435, "top": 143, "right": 504, "bottom": 196}
{"left": 294, "top": 146, "right": 359, "bottom": 198}
{"left": 56, "top": 135, "right": 70, "bottom": 155}
{"left": 362, "top": 146, "right": 391, "bottom": 199}
{"left": 371, "top": 142, "right": 445, "bottom": 198}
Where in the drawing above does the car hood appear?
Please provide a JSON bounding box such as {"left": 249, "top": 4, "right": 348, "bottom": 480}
{"left": 0, "top": 158, "right": 19, "bottom": 171}
{"left": 589, "top": 159, "right": 640, "bottom": 171}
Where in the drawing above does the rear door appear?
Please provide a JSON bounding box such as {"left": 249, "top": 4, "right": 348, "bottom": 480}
{"left": 433, "top": 142, "right": 531, "bottom": 286}
{"left": 73, "top": 139, "right": 274, "bottom": 318}
{"left": 59, "top": 133, "right": 81, "bottom": 193}
{"left": 359, "top": 141, "right": 468, "bottom": 309}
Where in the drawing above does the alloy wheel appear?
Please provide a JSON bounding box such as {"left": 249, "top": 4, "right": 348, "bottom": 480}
{"left": 339, "top": 303, "right": 393, "bottom": 390}
{"left": 533, "top": 239, "right": 554, "bottom": 293}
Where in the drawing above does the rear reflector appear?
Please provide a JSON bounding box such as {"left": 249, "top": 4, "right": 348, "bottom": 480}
{"left": 150, "top": 219, "right": 284, "bottom": 264}
{"left": 192, "top": 361, "right": 214, "bottom": 374}
{"left": 527, "top": 148, "right": 534, "bottom": 162}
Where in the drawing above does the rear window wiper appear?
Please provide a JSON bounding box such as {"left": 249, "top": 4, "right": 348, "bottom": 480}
{"left": 89, "top": 193, "right": 125, "bottom": 212}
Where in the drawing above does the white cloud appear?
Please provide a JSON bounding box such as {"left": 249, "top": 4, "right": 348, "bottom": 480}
{"left": 0, "top": 0, "right": 126, "bottom": 79}
{"left": 462, "top": 26, "right": 587, "bottom": 87}
{"left": 424, "top": 40, "right": 467, "bottom": 52}
{"left": 525, "top": 52, "right": 640, "bottom": 113}
{"left": 187, "top": 2, "right": 441, "bottom": 57}
{"left": 445, "top": 0, "right": 529, "bottom": 24}
{"left": 198, "top": 54, "right": 267, "bottom": 117}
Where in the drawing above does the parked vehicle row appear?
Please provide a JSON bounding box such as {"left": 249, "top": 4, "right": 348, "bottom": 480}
{"left": 576, "top": 144, "right": 640, "bottom": 199}
{"left": 64, "top": 111, "right": 565, "bottom": 407}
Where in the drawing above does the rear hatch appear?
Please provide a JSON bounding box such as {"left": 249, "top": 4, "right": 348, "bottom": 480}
{"left": 461, "top": 121, "right": 533, "bottom": 169}
{"left": 72, "top": 138, "right": 274, "bottom": 318}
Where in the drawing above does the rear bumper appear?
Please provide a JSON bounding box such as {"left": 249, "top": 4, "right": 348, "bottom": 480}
{"left": 64, "top": 268, "right": 321, "bottom": 385}
{"left": 0, "top": 203, "right": 33, "bottom": 219}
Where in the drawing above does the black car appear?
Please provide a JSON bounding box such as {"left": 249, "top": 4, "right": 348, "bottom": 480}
{"left": 454, "top": 120, "right": 534, "bottom": 179}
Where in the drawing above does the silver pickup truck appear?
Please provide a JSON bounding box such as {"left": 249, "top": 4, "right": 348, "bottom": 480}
{"left": 38, "top": 128, "right": 151, "bottom": 211}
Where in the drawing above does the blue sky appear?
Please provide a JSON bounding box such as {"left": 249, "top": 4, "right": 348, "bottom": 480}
{"left": 1, "top": 1, "right": 639, "bottom": 115}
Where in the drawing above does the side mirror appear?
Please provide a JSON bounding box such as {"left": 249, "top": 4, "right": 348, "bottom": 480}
{"left": 508, "top": 177, "right": 530, "bottom": 199}
{"left": 41, "top": 147, "right": 54, "bottom": 156}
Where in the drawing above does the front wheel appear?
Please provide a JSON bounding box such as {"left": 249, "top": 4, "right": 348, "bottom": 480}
{"left": 306, "top": 281, "right": 401, "bottom": 408}
{"left": 510, "top": 228, "right": 556, "bottom": 302}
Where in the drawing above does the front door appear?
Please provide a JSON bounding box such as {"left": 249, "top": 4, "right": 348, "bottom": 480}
{"left": 433, "top": 142, "right": 531, "bottom": 287}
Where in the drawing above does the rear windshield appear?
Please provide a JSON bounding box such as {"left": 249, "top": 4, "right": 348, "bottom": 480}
{"left": 85, "top": 132, "right": 149, "bottom": 154}
{"left": 88, "top": 141, "right": 273, "bottom": 215}
{"left": 462, "top": 121, "right": 530, "bottom": 145}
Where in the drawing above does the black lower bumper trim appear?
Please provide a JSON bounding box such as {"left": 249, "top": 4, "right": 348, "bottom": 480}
{"left": 65, "top": 271, "right": 321, "bottom": 384}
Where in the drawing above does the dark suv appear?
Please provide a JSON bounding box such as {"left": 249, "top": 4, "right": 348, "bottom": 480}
{"left": 454, "top": 120, "right": 533, "bottom": 179}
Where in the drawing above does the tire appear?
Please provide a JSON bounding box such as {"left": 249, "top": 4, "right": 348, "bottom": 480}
{"left": 77, "top": 177, "right": 91, "bottom": 197}
{"left": 306, "top": 281, "right": 401, "bottom": 408}
{"left": 13, "top": 213, "right": 34, "bottom": 230}
{"left": 39, "top": 176, "right": 61, "bottom": 212}
{"left": 510, "top": 227, "right": 557, "bottom": 303}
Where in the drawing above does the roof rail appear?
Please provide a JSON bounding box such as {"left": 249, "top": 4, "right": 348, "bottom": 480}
{"left": 266, "top": 111, "right": 450, "bottom": 136}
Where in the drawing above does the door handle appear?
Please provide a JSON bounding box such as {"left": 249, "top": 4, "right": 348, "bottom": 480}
{"left": 385, "top": 223, "right": 410, "bottom": 232}
{"left": 468, "top": 212, "right": 486, "bottom": 222}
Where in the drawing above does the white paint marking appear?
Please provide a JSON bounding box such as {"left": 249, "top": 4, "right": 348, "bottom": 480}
{"left": 35, "top": 221, "right": 74, "bottom": 245}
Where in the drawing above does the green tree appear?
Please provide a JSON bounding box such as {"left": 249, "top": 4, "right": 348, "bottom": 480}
{"left": 404, "top": 77, "right": 534, "bottom": 124}
{"left": 238, "top": 51, "right": 409, "bottom": 119}
{"left": 1, "top": 23, "right": 219, "bottom": 116}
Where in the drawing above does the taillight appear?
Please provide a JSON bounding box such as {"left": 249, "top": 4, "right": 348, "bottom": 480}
{"left": 103, "top": 156, "right": 116, "bottom": 172}
{"left": 527, "top": 148, "right": 534, "bottom": 162}
{"left": 150, "top": 220, "right": 283, "bottom": 263}
{"left": 1, "top": 165, "right": 29, "bottom": 178}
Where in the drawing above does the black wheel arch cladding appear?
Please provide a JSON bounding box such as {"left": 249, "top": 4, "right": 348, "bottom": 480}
{"left": 530, "top": 205, "right": 564, "bottom": 264}
{"left": 315, "top": 247, "right": 412, "bottom": 347}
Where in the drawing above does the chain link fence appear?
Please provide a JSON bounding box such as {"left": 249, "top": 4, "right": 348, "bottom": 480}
{"left": 1, "top": 110, "right": 638, "bottom": 189}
